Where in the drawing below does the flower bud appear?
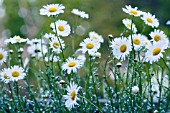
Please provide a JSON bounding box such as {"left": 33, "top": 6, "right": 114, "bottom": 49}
{"left": 132, "top": 86, "right": 139, "bottom": 94}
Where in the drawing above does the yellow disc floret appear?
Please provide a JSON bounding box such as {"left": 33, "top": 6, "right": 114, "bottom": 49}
{"left": 68, "top": 62, "right": 76, "bottom": 67}
{"left": 120, "top": 44, "right": 127, "bottom": 52}
{"left": 12, "top": 71, "right": 20, "bottom": 77}
{"left": 133, "top": 38, "right": 140, "bottom": 45}
{"left": 86, "top": 43, "right": 94, "bottom": 49}
{"left": 58, "top": 26, "right": 65, "bottom": 31}
{"left": 49, "top": 7, "right": 57, "bottom": 12}
{"left": 70, "top": 91, "right": 76, "bottom": 100}
{"left": 153, "top": 48, "right": 161, "bottom": 56}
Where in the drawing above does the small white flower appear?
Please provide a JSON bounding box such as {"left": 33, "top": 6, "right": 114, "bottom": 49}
{"left": 8, "top": 66, "right": 26, "bottom": 81}
{"left": 132, "top": 86, "right": 139, "bottom": 94}
{"left": 141, "top": 12, "right": 159, "bottom": 28}
{"left": 71, "top": 9, "right": 89, "bottom": 19}
{"left": 0, "top": 48, "right": 8, "bottom": 65}
{"left": 90, "top": 51, "right": 101, "bottom": 58}
{"left": 45, "top": 55, "right": 60, "bottom": 62}
{"left": 89, "top": 31, "right": 104, "bottom": 43}
{"left": 143, "top": 36, "right": 151, "bottom": 48}
{"left": 80, "top": 38, "right": 101, "bottom": 55}
{"left": 166, "top": 20, "right": 170, "bottom": 25}
{"left": 129, "top": 34, "right": 145, "bottom": 50}
{"left": 40, "top": 4, "right": 65, "bottom": 17}
{"left": 27, "top": 38, "right": 44, "bottom": 45}
{"left": 110, "top": 37, "right": 132, "bottom": 61}
{"left": 62, "top": 57, "right": 83, "bottom": 74}
{"left": 122, "top": 18, "right": 137, "bottom": 33}
{"left": 77, "top": 55, "right": 86, "bottom": 65}
{"left": 5, "top": 35, "right": 28, "bottom": 44}
{"left": 43, "top": 33, "right": 55, "bottom": 40}
{"left": 0, "top": 68, "right": 11, "bottom": 83}
{"left": 122, "top": 5, "right": 143, "bottom": 17}
{"left": 63, "top": 82, "right": 80, "bottom": 110}
{"left": 50, "top": 37, "right": 65, "bottom": 54}
{"left": 50, "top": 20, "right": 71, "bottom": 37}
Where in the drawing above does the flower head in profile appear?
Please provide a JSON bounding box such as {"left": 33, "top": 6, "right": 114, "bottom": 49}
{"left": 0, "top": 68, "right": 11, "bottom": 83}
{"left": 63, "top": 82, "right": 80, "bottom": 110}
{"left": 62, "top": 57, "right": 83, "bottom": 74}
{"left": 89, "top": 31, "right": 104, "bottom": 43}
{"left": 122, "top": 18, "right": 137, "bottom": 33}
{"left": 110, "top": 37, "right": 132, "bottom": 61}
{"left": 5, "top": 36, "right": 28, "bottom": 44}
{"left": 27, "top": 38, "right": 44, "bottom": 45}
{"left": 79, "top": 38, "right": 101, "bottom": 55}
{"left": 0, "top": 48, "right": 8, "bottom": 65}
{"left": 50, "top": 37, "right": 65, "bottom": 54}
{"left": 50, "top": 20, "right": 71, "bottom": 37}
{"left": 71, "top": 9, "right": 89, "bottom": 19}
{"left": 122, "top": 5, "right": 143, "bottom": 17}
{"left": 129, "top": 34, "right": 145, "bottom": 50}
{"left": 40, "top": 4, "right": 65, "bottom": 17}
{"left": 141, "top": 12, "right": 159, "bottom": 28}
{"left": 8, "top": 66, "right": 26, "bottom": 81}
{"left": 43, "top": 33, "right": 55, "bottom": 40}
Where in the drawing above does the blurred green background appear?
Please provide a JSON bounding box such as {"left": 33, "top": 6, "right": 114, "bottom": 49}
{"left": 0, "top": 0, "right": 170, "bottom": 58}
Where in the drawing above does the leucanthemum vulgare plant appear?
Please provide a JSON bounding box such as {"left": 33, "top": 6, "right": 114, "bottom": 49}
{"left": 0, "top": 3, "right": 169, "bottom": 113}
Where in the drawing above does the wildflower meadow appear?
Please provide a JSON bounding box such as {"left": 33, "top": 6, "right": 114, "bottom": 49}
{"left": 0, "top": 1, "right": 170, "bottom": 113}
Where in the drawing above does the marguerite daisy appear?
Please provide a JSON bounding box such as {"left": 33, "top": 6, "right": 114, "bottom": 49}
{"left": 0, "top": 48, "right": 8, "bottom": 65}
{"left": 50, "top": 20, "right": 71, "bottom": 37}
{"left": 40, "top": 4, "right": 65, "bottom": 17}
{"left": 50, "top": 37, "right": 65, "bottom": 53}
{"left": 8, "top": 65, "right": 26, "bottom": 81}
{"left": 122, "top": 5, "right": 143, "bottom": 17}
{"left": 141, "top": 12, "right": 159, "bottom": 28}
{"left": 122, "top": 18, "right": 137, "bottom": 33}
{"left": 110, "top": 37, "right": 132, "bottom": 61}
{"left": 71, "top": 9, "right": 89, "bottom": 19}
{"left": 43, "top": 33, "right": 55, "bottom": 40}
{"left": 129, "top": 34, "right": 145, "bottom": 50}
{"left": 5, "top": 35, "right": 28, "bottom": 44}
{"left": 89, "top": 31, "right": 104, "bottom": 43}
{"left": 62, "top": 57, "right": 83, "bottom": 74}
{"left": 0, "top": 68, "right": 11, "bottom": 83}
{"left": 63, "top": 82, "right": 80, "bottom": 110}
{"left": 79, "top": 38, "right": 101, "bottom": 55}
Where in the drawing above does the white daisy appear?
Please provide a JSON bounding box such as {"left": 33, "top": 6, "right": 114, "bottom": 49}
{"left": 90, "top": 51, "right": 101, "bottom": 58}
{"left": 79, "top": 38, "right": 101, "bottom": 55}
{"left": 122, "top": 5, "right": 143, "bottom": 17}
{"left": 141, "top": 12, "right": 159, "bottom": 28}
{"left": 40, "top": 4, "right": 65, "bottom": 17}
{"left": 0, "top": 68, "right": 11, "bottom": 83}
{"left": 50, "top": 20, "right": 71, "bottom": 37}
{"left": 27, "top": 38, "right": 44, "bottom": 45}
{"left": 43, "top": 33, "right": 55, "bottom": 40}
{"left": 77, "top": 55, "right": 86, "bottom": 65}
{"left": 45, "top": 55, "right": 60, "bottom": 62}
{"left": 5, "top": 35, "right": 28, "bottom": 44}
{"left": 149, "top": 29, "right": 169, "bottom": 46}
{"left": 89, "top": 31, "right": 104, "bottom": 43}
{"left": 8, "top": 65, "right": 26, "bottom": 81}
{"left": 110, "top": 37, "right": 132, "bottom": 61}
{"left": 0, "top": 48, "right": 8, "bottom": 65}
{"left": 143, "top": 36, "right": 151, "bottom": 48}
{"left": 129, "top": 34, "right": 145, "bottom": 50}
{"left": 144, "top": 42, "right": 168, "bottom": 64}
{"left": 71, "top": 9, "right": 89, "bottom": 19}
{"left": 122, "top": 18, "right": 137, "bottom": 33}
{"left": 63, "top": 82, "right": 80, "bottom": 110}
{"left": 50, "top": 37, "right": 65, "bottom": 54}
{"left": 62, "top": 57, "right": 83, "bottom": 74}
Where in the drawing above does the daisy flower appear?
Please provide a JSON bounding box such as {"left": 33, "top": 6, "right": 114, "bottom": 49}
{"left": 50, "top": 37, "right": 65, "bottom": 53}
{"left": 5, "top": 35, "right": 28, "bottom": 44}
{"left": 141, "top": 12, "right": 159, "bottom": 28}
{"left": 45, "top": 55, "right": 60, "bottom": 62}
{"left": 40, "top": 4, "right": 65, "bottom": 17}
{"left": 122, "top": 5, "right": 143, "bottom": 17}
{"left": 50, "top": 20, "right": 71, "bottom": 37}
{"left": 62, "top": 57, "right": 83, "bottom": 74}
{"left": 149, "top": 29, "right": 169, "bottom": 46}
{"left": 110, "top": 37, "right": 132, "bottom": 61}
{"left": 129, "top": 34, "right": 145, "bottom": 50}
{"left": 144, "top": 42, "right": 168, "bottom": 64}
{"left": 63, "top": 82, "right": 80, "bottom": 110}
{"left": 0, "top": 68, "right": 11, "bottom": 83}
{"left": 27, "top": 38, "right": 44, "bottom": 45}
{"left": 143, "top": 36, "right": 151, "bottom": 48}
{"left": 43, "top": 33, "right": 55, "bottom": 40}
{"left": 122, "top": 18, "right": 137, "bottom": 33}
{"left": 89, "top": 31, "right": 104, "bottom": 43}
{"left": 8, "top": 65, "right": 26, "bottom": 81}
{"left": 79, "top": 38, "right": 101, "bottom": 55}
{"left": 71, "top": 9, "right": 89, "bottom": 19}
{"left": 0, "top": 48, "right": 8, "bottom": 65}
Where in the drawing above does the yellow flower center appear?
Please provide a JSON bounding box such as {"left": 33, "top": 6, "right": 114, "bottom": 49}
{"left": 16, "top": 37, "right": 21, "bottom": 41}
{"left": 12, "top": 71, "right": 20, "bottom": 77}
{"left": 86, "top": 43, "right": 94, "bottom": 49}
{"left": 120, "top": 44, "right": 127, "bottom": 53}
{"left": 154, "top": 35, "right": 161, "bottom": 42}
{"left": 53, "top": 42, "right": 60, "bottom": 48}
{"left": 127, "top": 24, "right": 131, "bottom": 28}
{"left": 4, "top": 74, "right": 9, "bottom": 79}
{"left": 49, "top": 7, "right": 57, "bottom": 12}
{"left": 130, "top": 9, "right": 138, "bottom": 15}
{"left": 0, "top": 54, "right": 4, "bottom": 60}
{"left": 147, "top": 18, "right": 153, "bottom": 23}
{"left": 70, "top": 91, "right": 76, "bottom": 100}
{"left": 68, "top": 62, "right": 76, "bottom": 67}
{"left": 93, "top": 36, "right": 98, "bottom": 40}
{"left": 153, "top": 48, "right": 161, "bottom": 56}
{"left": 133, "top": 38, "right": 140, "bottom": 45}
{"left": 58, "top": 26, "right": 65, "bottom": 31}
